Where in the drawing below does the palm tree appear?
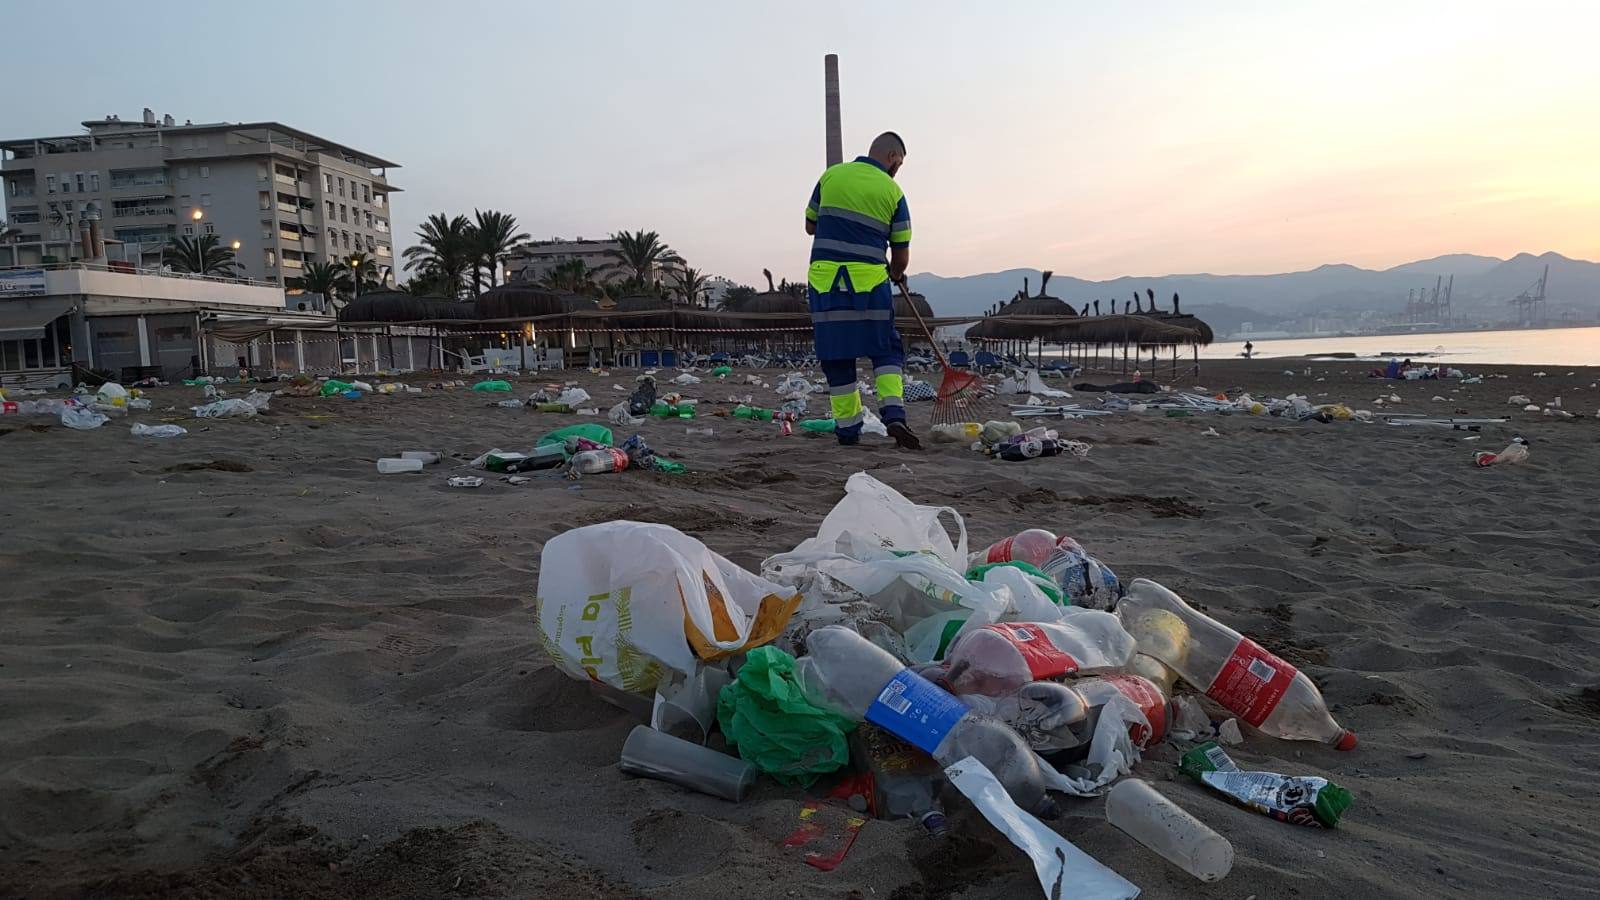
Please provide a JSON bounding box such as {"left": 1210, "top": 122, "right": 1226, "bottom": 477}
{"left": 777, "top": 277, "right": 807, "bottom": 299}
{"left": 467, "top": 209, "right": 530, "bottom": 293}
{"left": 402, "top": 214, "right": 472, "bottom": 299}
{"left": 289, "top": 260, "right": 351, "bottom": 309}
{"left": 341, "top": 251, "right": 389, "bottom": 296}
{"left": 716, "top": 283, "right": 757, "bottom": 310}
{"left": 597, "top": 229, "right": 681, "bottom": 287}
{"left": 400, "top": 266, "right": 455, "bottom": 298}
{"left": 542, "top": 258, "right": 602, "bottom": 296}
{"left": 671, "top": 266, "right": 713, "bottom": 308}
{"left": 163, "top": 234, "right": 238, "bottom": 276}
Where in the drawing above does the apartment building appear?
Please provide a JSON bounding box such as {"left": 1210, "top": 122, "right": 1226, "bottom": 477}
{"left": 0, "top": 109, "right": 400, "bottom": 292}
{"left": 504, "top": 238, "right": 627, "bottom": 285}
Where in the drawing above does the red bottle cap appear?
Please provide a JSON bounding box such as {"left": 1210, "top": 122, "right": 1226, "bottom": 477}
{"left": 1334, "top": 730, "right": 1359, "bottom": 751}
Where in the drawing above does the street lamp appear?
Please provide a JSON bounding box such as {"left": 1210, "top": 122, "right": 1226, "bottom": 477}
{"left": 231, "top": 240, "right": 241, "bottom": 250}
{"left": 350, "top": 255, "right": 363, "bottom": 299}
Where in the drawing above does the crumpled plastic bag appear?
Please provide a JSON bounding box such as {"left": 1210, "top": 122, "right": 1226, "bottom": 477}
{"left": 609, "top": 401, "right": 645, "bottom": 426}
{"left": 131, "top": 423, "right": 187, "bottom": 437}
{"left": 61, "top": 404, "right": 108, "bottom": 430}
{"left": 192, "top": 399, "right": 258, "bottom": 418}
{"left": 716, "top": 646, "right": 856, "bottom": 785}
{"left": 672, "top": 372, "right": 701, "bottom": 385}
{"left": 557, "top": 387, "right": 591, "bottom": 407}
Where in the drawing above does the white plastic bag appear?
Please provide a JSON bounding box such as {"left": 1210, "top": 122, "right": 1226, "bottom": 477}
{"left": 131, "top": 423, "right": 187, "bottom": 438}
{"left": 96, "top": 382, "right": 129, "bottom": 406}
{"left": 557, "top": 387, "right": 591, "bottom": 407}
{"left": 672, "top": 372, "right": 701, "bottom": 385}
{"left": 535, "top": 522, "right": 800, "bottom": 693}
{"left": 608, "top": 401, "right": 644, "bottom": 426}
{"left": 61, "top": 405, "right": 108, "bottom": 430}
{"left": 946, "top": 757, "right": 1140, "bottom": 899}
{"left": 244, "top": 389, "right": 273, "bottom": 411}
{"left": 790, "top": 472, "right": 968, "bottom": 570}
{"left": 191, "top": 399, "right": 258, "bottom": 418}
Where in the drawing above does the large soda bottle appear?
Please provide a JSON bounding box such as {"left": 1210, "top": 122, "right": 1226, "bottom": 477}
{"left": 978, "top": 529, "right": 1061, "bottom": 567}
{"left": 1116, "top": 580, "right": 1357, "bottom": 750}
{"left": 795, "top": 626, "right": 1052, "bottom": 814}
{"left": 569, "top": 448, "right": 628, "bottom": 475}
{"left": 940, "top": 616, "right": 1137, "bottom": 696}
{"left": 1039, "top": 536, "right": 1123, "bottom": 609}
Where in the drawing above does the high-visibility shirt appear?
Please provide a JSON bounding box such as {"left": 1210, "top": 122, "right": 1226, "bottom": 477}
{"left": 804, "top": 156, "right": 912, "bottom": 360}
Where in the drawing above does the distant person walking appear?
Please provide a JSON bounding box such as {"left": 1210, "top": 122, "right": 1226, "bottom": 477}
{"left": 804, "top": 132, "right": 919, "bottom": 448}
{"left": 1242, "top": 341, "right": 1255, "bottom": 359}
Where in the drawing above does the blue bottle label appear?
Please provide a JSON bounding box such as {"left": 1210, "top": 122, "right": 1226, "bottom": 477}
{"left": 865, "top": 669, "right": 970, "bottom": 754}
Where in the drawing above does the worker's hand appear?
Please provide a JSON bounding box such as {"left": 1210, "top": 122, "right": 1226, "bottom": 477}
{"left": 891, "top": 272, "right": 909, "bottom": 291}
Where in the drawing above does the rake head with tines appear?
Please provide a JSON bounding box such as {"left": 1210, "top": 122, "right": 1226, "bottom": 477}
{"left": 896, "top": 282, "right": 999, "bottom": 426}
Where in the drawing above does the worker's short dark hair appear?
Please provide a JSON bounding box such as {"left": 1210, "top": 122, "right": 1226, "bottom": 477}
{"left": 870, "top": 131, "right": 906, "bottom": 157}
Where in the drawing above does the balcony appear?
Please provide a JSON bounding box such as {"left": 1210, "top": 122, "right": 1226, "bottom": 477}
{"left": 273, "top": 172, "right": 297, "bottom": 185}
{"left": 112, "top": 206, "right": 175, "bottom": 219}
{"left": 375, "top": 245, "right": 392, "bottom": 259}
{"left": 281, "top": 258, "right": 304, "bottom": 270}
{"left": 279, "top": 229, "right": 302, "bottom": 243}
{"left": 374, "top": 220, "right": 389, "bottom": 233}
{"left": 276, "top": 203, "right": 300, "bottom": 216}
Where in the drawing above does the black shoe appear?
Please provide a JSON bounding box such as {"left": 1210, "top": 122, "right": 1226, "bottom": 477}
{"left": 837, "top": 433, "right": 860, "bottom": 446}
{"left": 887, "top": 421, "right": 922, "bottom": 450}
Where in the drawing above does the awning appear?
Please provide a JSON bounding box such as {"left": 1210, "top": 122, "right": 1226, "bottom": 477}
{"left": 0, "top": 298, "right": 73, "bottom": 342}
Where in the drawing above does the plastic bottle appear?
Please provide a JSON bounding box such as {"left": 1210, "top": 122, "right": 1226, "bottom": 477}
{"left": 376, "top": 458, "right": 424, "bottom": 474}
{"left": 996, "top": 438, "right": 1062, "bottom": 461}
{"left": 957, "top": 680, "right": 1090, "bottom": 753}
{"left": 1105, "top": 779, "right": 1233, "bottom": 882}
{"left": 1072, "top": 673, "right": 1171, "bottom": 746}
{"left": 1118, "top": 606, "right": 1191, "bottom": 697}
{"left": 930, "top": 422, "right": 981, "bottom": 443}
{"left": 1116, "top": 579, "right": 1357, "bottom": 750}
{"left": 795, "top": 626, "right": 1052, "bottom": 815}
{"left": 940, "top": 619, "right": 1136, "bottom": 697}
{"left": 569, "top": 448, "right": 628, "bottom": 474}
{"left": 0, "top": 401, "right": 17, "bottom": 415}
{"left": 685, "top": 426, "right": 714, "bottom": 437}
{"left": 733, "top": 405, "right": 774, "bottom": 421}
{"left": 1474, "top": 436, "right": 1528, "bottom": 467}
{"left": 979, "top": 529, "right": 1061, "bottom": 567}
{"left": 618, "top": 725, "right": 757, "bottom": 802}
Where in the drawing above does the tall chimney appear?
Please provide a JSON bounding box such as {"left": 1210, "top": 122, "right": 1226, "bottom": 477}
{"left": 824, "top": 54, "right": 842, "bottom": 167}
{"left": 142, "top": 107, "right": 155, "bottom": 125}
{"left": 163, "top": 113, "right": 174, "bottom": 127}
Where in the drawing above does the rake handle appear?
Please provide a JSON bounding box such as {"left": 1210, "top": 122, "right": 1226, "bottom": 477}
{"left": 895, "top": 280, "right": 951, "bottom": 368}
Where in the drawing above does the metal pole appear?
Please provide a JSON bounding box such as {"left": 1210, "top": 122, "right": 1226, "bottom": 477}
{"left": 824, "top": 54, "right": 843, "bottom": 167}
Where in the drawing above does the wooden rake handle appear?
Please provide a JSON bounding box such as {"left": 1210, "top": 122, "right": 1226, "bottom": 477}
{"left": 896, "top": 280, "right": 950, "bottom": 368}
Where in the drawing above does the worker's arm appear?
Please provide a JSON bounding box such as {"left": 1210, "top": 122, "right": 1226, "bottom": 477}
{"left": 804, "top": 180, "right": 821, "bottom": 235}
{"left": 888, "top": 194, "right": 912, "bottom": 284}
{"left": 805, "top": 219, "right": 816, "bottom": 236}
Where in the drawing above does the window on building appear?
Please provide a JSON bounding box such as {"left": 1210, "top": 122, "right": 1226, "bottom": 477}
{"left": 262, "top": 226, "right": 273, "bottom": 239}
{"left": 265, "top": 249, "right": 276, "bottom": 266}
{"left": 199, "top": 165, "right": 210, "bottom": 178}
{"left": 258, "top": 162, "right": 269, "bottom": 179}
{"left": 203, "top": 223, "right": 216, "bottom": 235}
{"left": 49, "top": 227, "right": 60, "bottom": 240}
{"left": 182, "top": 224, "right": 195, "bottom": 236}
{"left": 361, "top": 184, "right": 370, "bottom": 203}
{"left": 365, "top": 234, "right": 375, "bottom": 250}
{"left": 339, "top": 204, "right": 347, "bottom": 223}
{"left": 75, "top": 172, "right": 85, "bottom": 192}
{"left": 337, "top": 176, "right": 345, "bottom": 197}
{"left": 200, "top": 193, "right": 212, "bottom": 207}
{"left": 90, "top": 172, "right": 101, "bottom": 191}
{"left": 45, "top": 175, "right": 57, "bottom": 193}
{"left": 342, "top": 231, "right": 351, "bottom": 249}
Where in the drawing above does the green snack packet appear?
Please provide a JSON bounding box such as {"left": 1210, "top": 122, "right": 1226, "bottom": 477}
{"left": 716, "top": 646, "right": 856, "bottom": 785}
{"left": 1180, "top": 742, "right": 1353, "bottom": 828}
{"left": 964, "top": 560, "right": 1066, "bottom": 606}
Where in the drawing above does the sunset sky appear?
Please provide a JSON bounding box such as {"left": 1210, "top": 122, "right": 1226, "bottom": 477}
{"left": 5, "top": 1, "right": 1597, "bottom": 286}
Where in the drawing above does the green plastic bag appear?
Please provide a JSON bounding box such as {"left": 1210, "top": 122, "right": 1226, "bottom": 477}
{"left": 711, "top": 365, "right": 733, "bottom": 376}
{"left": 472, "top": 379, "right": 513, "bottom": 392}
{"left": 716, "top": 647, "right": 856, "bottom": 785}
{"left": 536, "top": 423, "right": 613, "bottom": 457}
{"left": 965, "top": 560, "right": 1066, "bottom": 606}
{"left": 320, "top": 379, "right": 353, "bottom": 397}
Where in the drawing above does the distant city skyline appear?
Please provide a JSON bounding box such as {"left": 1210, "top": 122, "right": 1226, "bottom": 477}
{"left": 4, "top": 1, "right": 1597, "bottom": 288}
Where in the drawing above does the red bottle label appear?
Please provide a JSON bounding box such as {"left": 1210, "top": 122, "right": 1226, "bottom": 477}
{"left": 983, "top": 623, "right": 1078, "bottom": 679}
{"left": 985, "top": 536, "right": 1015, "bottom": 563}
{"left": 1206, "top": 638, "right": 1296, "bottom": 727}
{"left": 1096, "top": 674, "right": 1168, "bottom": 745}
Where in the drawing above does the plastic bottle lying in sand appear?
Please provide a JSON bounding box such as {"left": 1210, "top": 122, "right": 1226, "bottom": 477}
{"left": 733, "top": 405, "right": 774, "bottom": 421}
{"left": 996, "top": 438, "right": 1062, "bottom": 461}
{"left": 795, "top": 626, "right": 1053, "bottom": 816}
{"left": 569, "top": 448, "right": 628, "bottom": 475}
{"left": 930, "top": 422, "right": 981, "bottom": 443}
{"left": 1116, "top": 579, "right": 1357, "bottom": 750}
{"left": 618, "top": 725, "right": 757, "bottom": 802}
{"left": 940, "top": 619, "right": 1137, "bottom": 697}
{"left": 1105, "top": 779, "right": 1233, "bottom": 882}
{"left": 1473, "top": 436, "right": 1528, "bottom": 467}
{"left": 978, "top": 529, "right": 1062, "bottom": 567}
{"left": 376, "top": 457, "right": 424, "bottom": 474}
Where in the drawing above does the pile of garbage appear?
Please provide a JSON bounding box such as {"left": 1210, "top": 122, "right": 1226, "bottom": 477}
{"left": 535, "top": 473, "right": 1356, "bottom": 896}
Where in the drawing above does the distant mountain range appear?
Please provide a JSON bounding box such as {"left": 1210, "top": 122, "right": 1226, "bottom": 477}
{"left": 908, "top": 252, "right": 1600, "bottom": 334}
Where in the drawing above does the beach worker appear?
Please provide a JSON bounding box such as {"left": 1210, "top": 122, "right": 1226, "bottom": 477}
{"left": 1242, "top": 341, "right": 1254, "bottom": 359}
{"left": 804, "top": 132, "right": 920, "bottom": 448}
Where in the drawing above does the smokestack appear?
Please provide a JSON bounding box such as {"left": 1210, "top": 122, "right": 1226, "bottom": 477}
{"left": 824, "top": 54, "right": 842, "bottom": 167}
{"left": 142, "top": 107, "right": 155, "bottom": 125}
{"left": 87, "top": 208, "right": 104, "bottom": 259}
{"left": 163, "top": 113, "right": 174, "bottom": 127}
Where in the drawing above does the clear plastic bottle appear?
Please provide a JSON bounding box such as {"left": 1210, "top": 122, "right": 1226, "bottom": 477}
{"left": 941, "top": 617, "right": 1137, "bottom": 696}
{"left": 957, "top": 680, "right": 1089, "bottom": 752}
{"left": 376, "top": 458, "right": 423, "bottom": 474}
{"left": 1116, "top": 579, "right": 1357, "bottom": 750}
{"left": 569, "top": 448, "right": 629, "bottom": 474}
{"left": 1105, "top": 779, "right": 1233, "bottom": 882}
{"left": 794, "top": 626, "right": 1052, "bottom": 815}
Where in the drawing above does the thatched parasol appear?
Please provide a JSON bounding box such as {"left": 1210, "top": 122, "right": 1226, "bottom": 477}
{"left": 475, "top": 284, "right": 567, "bottom": 321}
{"left": 338, "top": 290, "right": 475, "bottom": 323}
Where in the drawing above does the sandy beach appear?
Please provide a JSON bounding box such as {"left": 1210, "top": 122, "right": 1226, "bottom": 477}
{"left": 2, "top": 357, "right": 1599, "bottom": 899}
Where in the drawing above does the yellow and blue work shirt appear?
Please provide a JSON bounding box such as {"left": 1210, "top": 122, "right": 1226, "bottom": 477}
{"left": 805, "top": 156, "right": 911, "bottom": 361}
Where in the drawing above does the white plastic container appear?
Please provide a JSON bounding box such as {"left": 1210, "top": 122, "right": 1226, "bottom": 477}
{"left": 400, "top": 450, "right": 442, "bottom": 465}
{"left": 376, "top": 457, "right": 424, "bottom": 474}
{"left": 1105, "top": 779, "right": 1233, "bottom": 882}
